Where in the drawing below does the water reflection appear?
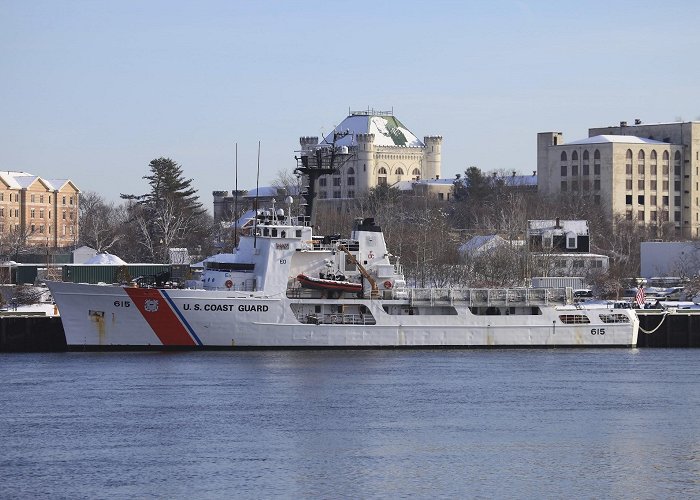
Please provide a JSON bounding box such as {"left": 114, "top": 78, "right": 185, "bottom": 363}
{"left": 1, "top": 349, "right": 699, "bottom": 498}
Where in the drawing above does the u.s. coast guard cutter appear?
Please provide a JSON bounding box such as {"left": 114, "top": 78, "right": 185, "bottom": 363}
{"left": 48, "top": 142, "right": 638, "bottom": 349}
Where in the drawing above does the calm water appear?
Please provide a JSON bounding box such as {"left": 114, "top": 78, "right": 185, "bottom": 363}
{"left": 1, "top": 349, "right": 700, "bottom": 499}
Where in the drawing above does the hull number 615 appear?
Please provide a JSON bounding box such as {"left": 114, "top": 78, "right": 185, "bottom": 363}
{"left": 590, "top": 328, "right": 605, "bottom": 335}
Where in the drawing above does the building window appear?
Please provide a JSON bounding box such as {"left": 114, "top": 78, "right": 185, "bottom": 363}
{"left": 395, "top": 167, "right": 404, "bottom": 178}
{"left": 332, "top": 177, "right": 341, "bottom": 187}
{"left": 651, "top": 211, "right": 657, "bottom": 222}
{"left": 40, "top": 195, "right": 44, "bottom": 203}
{"left": 62, "top": 211, "right": 66, "bottom": 220}
{"left": 663, "top": 180, "right": 669, "bottom": 191}
{"left": 40, "top": 209, "right": 44, "bottom": 218}
{"left": 674, "top": 181, "right": 681, "bottom": 192}
{"left": 30, "top": 208, "right": 35, "bottom": 218}
{"left": 626, "top": 149, "right": 633, "bottom": 174}
{"left": 31, "top": 224, "right": 35, "bottom": 233}
{"left": 378, "top": 167, "right": 387, "bottom": 185}
{"left": 31, "top": 194, "right": 35, "bottom": 203}
{"left": 319, "top": 191, "right": 327, "bottom": 199}
{"left": 561, "top": 151, "right": 567, "bottom": 162}
{"left": 674, "top": 211, "right": 681, "bottom": 222}
{"left": 638, "top": 195, "right": 645, "bottom": 205}
{"left": 582, "top": 164, "right": 589, "bottom": 176}
{"left": 582, "top": 180, "right": 590, "bottom": 191}
{"left": 69, "top": 196, "right": 74, "bottom": 205}
{"left": 560, "top": 181, "right": 567, "bottom": 191}
{"left": 39, "top": 225, "right": 45, "bottom": 233}
{"left": 561, "top": 165, "right": 567, "bottom": 177}
{"left": 638, "top": 180, "right": 644, "bottom": 190}
{"left": 62, "top": 196, "right": 66, "bottom": 205}
{"left": 626, "top": 179, "right": 633, "bottom": 190}
{"left": 626, "top": 195, "right": 633, "bottom": 205}
{"left": 573, "top": 260, "right": 584, "bottom": 268}
{"left": 333, "top": 191, "right": 341, "bottom": 199}
{"left": 675, "top": 196, "right": 681, "bottom": 206}
{"left": 594, "top": 179, "right": 600, "bottom": 190}
{"left": 348, "top": 190, "right": 355, "bottom": 198}
{"left": 412, "top": 168, "right": 420, "bottom": 180}
{"left": 637, "top": 150, "right": 645, "bottom": 175}
{"left": 572, "top": 165, "right": 579, "bottom": 176}
{"left": 663, "top": 196, "right": 669, "bottom": 206}
{"left": 638, "top": 211, "right": 644, "bottom": 221}
{"left": 650, "top": 180, "right": 657, "bottom": 191}
{"left": 650, "top": 195, "right": 657, "bottom": 205}
{"left": 674, "top": 151, "right": 682, "bottom": 175}
{"left": 0, "top": 193, "right": 3, "bottom": 201}
{"left": 319, "top": 178, "right": 327, "bottom": 187}
{"left": 594, "top": 195, "right": 600, "bottom": 205}
{"left": 347, "top": 177, "right": 355, "bottom": 186}
{"left": 572, "top": 180, "right": 579, "bottom": 191}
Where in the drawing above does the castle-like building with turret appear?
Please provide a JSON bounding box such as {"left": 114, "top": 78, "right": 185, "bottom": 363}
{"left": 300, "top": 109, "right": 443, "bottom": 200}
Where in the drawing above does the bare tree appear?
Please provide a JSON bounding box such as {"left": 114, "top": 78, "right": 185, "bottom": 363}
{"left": 78, "top": 191, "right": 127, "bottom": 252}
{"left": 131, "top": 198, "right": 199, "bottom": 263}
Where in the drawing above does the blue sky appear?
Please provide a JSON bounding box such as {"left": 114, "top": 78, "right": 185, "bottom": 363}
{"left": 2, "top": 0, "right": 699, "bottom": 207}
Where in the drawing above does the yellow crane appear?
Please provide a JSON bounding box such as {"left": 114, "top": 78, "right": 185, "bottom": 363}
{"left": 338, "top": 244, "right": 379, "bottom": 299}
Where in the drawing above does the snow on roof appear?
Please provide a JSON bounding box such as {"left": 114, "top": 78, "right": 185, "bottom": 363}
{"left": 244, "top": 186, "right": 280, "bottom": 198}
{"left": 459, "top": 235, "right": 506, "bottom": 254}
{"left": 43, "top": 178, "right": 72, "bottom": 190}
{"left": 528, "top": 219, "right": 589, "bottom": 234}
{"left": 324, "top": 113, "right": 424, "bottom": 148}
{"left": 84, "top": 253, "right": 127, "bottom": 265}
{"left": 13, "top": 175, "right": 39, "bottom": 188}
{"left": 565, "top": 135, "right": 668, "bottom": 145}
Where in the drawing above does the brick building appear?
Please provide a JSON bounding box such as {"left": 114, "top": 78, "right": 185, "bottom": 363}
{"left": 0, "top": 172, "right": 80, "bottom": 248}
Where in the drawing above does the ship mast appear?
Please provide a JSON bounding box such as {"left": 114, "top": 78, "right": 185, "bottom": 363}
{"left": 294, "top": 131, "right": 353, "bottom": 226}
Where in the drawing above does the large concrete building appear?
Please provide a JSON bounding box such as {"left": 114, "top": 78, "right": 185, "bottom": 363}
{"left": 538, "top": 120, "right": 699, "bottom": 237}
{"left": 299, "top": 109, "right": 443, "bottom": 201}
{"left": 0, "top": 172, "right": 80, "bottom": 248}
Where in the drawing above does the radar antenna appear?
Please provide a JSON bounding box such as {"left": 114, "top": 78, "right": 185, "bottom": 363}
{"left": 294, "top": 131, "right": 353, "bottom": 225}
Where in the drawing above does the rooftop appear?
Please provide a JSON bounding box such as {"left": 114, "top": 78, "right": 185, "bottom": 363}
{"left": 565, "top": 135, "right": 669, "bottom": 145}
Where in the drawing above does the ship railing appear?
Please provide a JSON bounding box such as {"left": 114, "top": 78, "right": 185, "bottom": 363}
{"left": 299, "top": 313, "right": 376, "bottom": 325}
{"left": 408, "top": 287, "right": 569, "bottom": 306}
{"left": 205, "top": 282, "right": 256, "bottom": 292}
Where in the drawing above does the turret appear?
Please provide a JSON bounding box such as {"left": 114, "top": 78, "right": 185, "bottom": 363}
{"left": 356, "top": 133, "right": 375, "bottom": 192}
{"left": 423, "top": 136, "right": 443, "bottom": 180}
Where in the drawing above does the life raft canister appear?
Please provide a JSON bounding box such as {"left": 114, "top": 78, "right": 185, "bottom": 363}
{"left": 384, "top": 280, "right": 393, "bottom": 289}
{"left": 225, "top": 279, "right": 233, "bottom": 289}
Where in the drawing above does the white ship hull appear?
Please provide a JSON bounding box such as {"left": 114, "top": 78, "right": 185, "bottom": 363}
{"left": 48, "top": 281, "right": 639, "bottom": 349}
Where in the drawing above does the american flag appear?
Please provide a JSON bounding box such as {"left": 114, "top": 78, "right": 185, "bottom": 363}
{"left": 635, "top": 286, "right": 646, "bottom": 308}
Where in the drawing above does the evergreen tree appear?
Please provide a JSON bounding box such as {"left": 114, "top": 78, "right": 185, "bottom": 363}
{"left": 122, "top": 157, "right": 203, "bottom": 214}
{"left": 121, "top": 157, "right": 210, "bottom": 263}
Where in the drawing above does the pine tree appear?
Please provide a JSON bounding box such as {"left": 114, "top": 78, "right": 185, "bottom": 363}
{"left": 121, "top": 157, "right": 210, "bottom": 263}
{"left": 122, "top": 157, "right": 203, "bottom": 214}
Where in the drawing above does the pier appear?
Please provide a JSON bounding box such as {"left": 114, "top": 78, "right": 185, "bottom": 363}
{"left": 636, "top": 309, "right": 700, "bottom": 347}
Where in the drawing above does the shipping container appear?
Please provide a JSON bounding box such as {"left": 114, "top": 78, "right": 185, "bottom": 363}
{"left": 62, "top": 264, "right": 176, "bottom": 284}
